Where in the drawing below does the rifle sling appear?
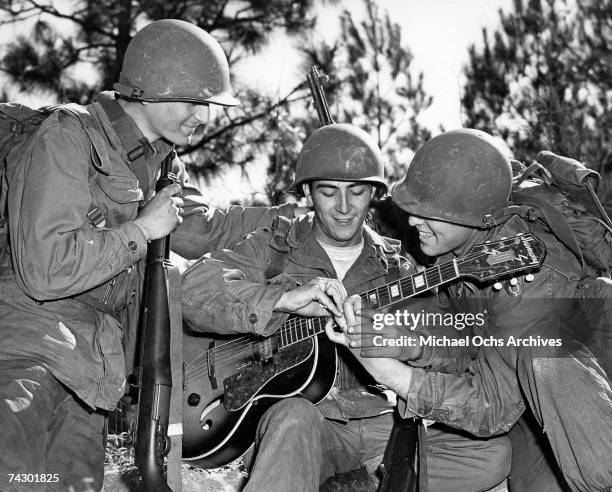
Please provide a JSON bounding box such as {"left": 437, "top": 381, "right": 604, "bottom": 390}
{"left": 166, "top": 263, "right": 184, "bottom": 491}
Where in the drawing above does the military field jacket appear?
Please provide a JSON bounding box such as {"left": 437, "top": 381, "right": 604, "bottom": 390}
{"left": 399, "top": 215, "right": 588, "bottom": 435}
{"left": 0, "top": 92, "right": 294, "bottom": 410}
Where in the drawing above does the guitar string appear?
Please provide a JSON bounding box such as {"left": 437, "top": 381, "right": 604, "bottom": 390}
{"left": 183, "top": 245, "right": 532, "bottom": 382}
{"left": 183, "top": 316, "right": 321, "bottom": 370}
{"left": 184, "top": 318, "right": 328, "bottom": 383}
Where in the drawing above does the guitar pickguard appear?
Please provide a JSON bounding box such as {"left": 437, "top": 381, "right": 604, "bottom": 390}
{"left": 223, "top": 338, "right": 315, "bottom": 411}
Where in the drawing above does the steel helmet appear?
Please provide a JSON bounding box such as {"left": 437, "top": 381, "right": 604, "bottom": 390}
{"left": 391, "top": 129, "right": 512, "bottom": 228}
{"left": 113, "top": 19, "right": 239, "bottom": 106}
{"left": 294, "top": 123, "right": 387, "bottom": 195}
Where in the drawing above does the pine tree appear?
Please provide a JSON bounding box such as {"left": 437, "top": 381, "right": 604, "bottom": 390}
{"left": 263, "top": 0, "right": 434, "bottom": 206}
{"left": 462, "top": 0, "right": 612, "bottom": 209}
{"left": 0, "top": 0, "right": 327, "bottom": 189}
{"left": 336, "top": 0, "right": 432, "bottom": 181}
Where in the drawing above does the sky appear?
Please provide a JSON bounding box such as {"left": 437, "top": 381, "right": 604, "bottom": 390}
{"left": 219, "top": 0, "right": 514, "bottom": 204}
{"left": 236, "top": 0, "right": 513, "bottom": 130}
{"left": 0, "top": 0, "right": 515, "bottom": 205}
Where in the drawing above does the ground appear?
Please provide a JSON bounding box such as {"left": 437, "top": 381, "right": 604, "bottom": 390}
{"left": 104, "top": 433, "right": 508, "bottom": 491}
{"left": 103, "top": 433, "right": 247, "bottom": 492}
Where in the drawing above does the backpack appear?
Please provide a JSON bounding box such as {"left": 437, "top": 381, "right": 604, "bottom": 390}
{"left": 506, "top": 151, "right": 612, "bottom": 278}
{"left": 0, "top": 102, "right": 96, "bottom": 263}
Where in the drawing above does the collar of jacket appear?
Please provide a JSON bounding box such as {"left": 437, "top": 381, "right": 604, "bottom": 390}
{"left": 284, "top": 213, "right": 399, "bottom": 290}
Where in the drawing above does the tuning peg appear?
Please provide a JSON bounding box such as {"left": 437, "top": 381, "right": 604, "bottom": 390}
{"left": 525, "top": 274, "right": 535, "bottom": 282}
{"left": 509, "top": 277, "right": 518, "bottom": 286}
{"left": 493, "top": 282, "right": 503, "bottom": 290}
{"left": 516, "top": 232, "right": 524, "bottom": 236}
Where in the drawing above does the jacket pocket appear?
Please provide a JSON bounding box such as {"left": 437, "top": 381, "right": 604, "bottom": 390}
{"left": 91, "top": 173, "right": 143, "bottom": 228}
{"left": 96, "top": 174, "right": 144, "bottom": 204}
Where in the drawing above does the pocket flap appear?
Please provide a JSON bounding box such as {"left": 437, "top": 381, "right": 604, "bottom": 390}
{"left": 96, "top": 174, "right": 144, "bottom": 204}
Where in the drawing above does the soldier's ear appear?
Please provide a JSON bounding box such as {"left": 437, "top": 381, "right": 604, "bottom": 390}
{"left": 302, "top": 183, "right": 313, "bottom": 207}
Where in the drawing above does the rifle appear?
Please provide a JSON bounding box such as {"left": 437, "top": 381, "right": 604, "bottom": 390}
{"left": 134, "top": 151, "right": 176, "bottom": 491}
{"left": 306, "top": 64, "right": 422, "bottom": 491}
{"left": 307, "top": 65, "right": 334, "bottom": 125}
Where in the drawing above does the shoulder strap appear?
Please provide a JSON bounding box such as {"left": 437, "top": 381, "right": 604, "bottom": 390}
{"left": 49, "top": 104, "right": 111, "bottom": 227}
{"left": 508, "top": 190, "right": 585, "bottom": 270}
{"left": 93, "top": 94, "right": 151, "bottom": 199}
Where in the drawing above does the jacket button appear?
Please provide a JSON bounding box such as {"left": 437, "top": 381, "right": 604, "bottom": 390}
{"left": 248, "top": 313, "right": 258, "bottom": 324}
{"left": 127, "top": 241, "right": 137, "bottom": 252}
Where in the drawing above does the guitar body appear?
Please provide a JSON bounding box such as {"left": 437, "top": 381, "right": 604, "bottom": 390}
{"left": 182, "top": 329, "right": 337, "bottom": 468}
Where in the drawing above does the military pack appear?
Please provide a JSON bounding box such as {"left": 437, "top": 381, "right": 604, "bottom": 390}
{"left": 0, "top": 102, "right": 96, "bottom": 263}
{"left": 507, "top": 151, "right": 612, "bottom": 278}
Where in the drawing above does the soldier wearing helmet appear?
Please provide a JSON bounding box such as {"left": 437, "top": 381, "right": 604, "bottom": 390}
{"left": 182, "top": 124, "right": 510, "bottom": 491}
{"left": 0, "top": 20, "right": 298, "bottom": 491}
{"left": 330, "top": 129, "right": 612, "bottom": 491}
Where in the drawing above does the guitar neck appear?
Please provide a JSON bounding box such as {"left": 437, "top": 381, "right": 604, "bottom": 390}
{"left": 196, "top": 233, "right": 543, "bottom": 376}
{"left": 276, "top": 259, "right": 461, "bottom": 349}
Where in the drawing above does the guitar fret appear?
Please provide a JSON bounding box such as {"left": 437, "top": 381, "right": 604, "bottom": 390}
{"left": 364, "top": 289, "right": 379, "bottom": 306}
{"left": 377, "top": 284, "right": 391, "bottom": 307}
{"left": 399, "top": 276, "right": 414, "bottom": 297}
{"left": 439, "top": 264, "right": 456, "bottom": 283}
{"left": 411, "top": 272, "right": 428, "bottom": 293}
{"left": 389, "top": 281, "right": 402, "bottom": 300}
{"left": 425, "top": 265, "right": 442, "bottom": 286}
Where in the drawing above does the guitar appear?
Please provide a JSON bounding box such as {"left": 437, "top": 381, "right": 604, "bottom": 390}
{"left": 182, "top": 233, "right": 546, "bottom": 468}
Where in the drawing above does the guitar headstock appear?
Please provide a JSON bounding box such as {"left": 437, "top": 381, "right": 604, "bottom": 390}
{"left": 456, "top": 233, "right": 546, "bottom": 282}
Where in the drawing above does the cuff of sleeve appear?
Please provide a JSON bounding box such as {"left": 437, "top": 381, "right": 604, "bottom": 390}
{"left": 399, "top": 368, "right": 439, "bottom": 419}
{"left": 243, "top": 285, "right": 289, "bottom": 336}
{"left": 116, "top": 221, "right": 148, "bottom": 258}
{"left": 404, "top": 329, "right": 434, "bottom": 368}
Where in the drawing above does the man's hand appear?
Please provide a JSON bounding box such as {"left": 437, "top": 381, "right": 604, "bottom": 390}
{"left": 325, "top": 295, "right": 421, "bottom": 361}
{"left": 133, "top": 183, "right": 184, "bottom": 240}
{"left": 274, "top": 277, "right": 347, "bottom": 319}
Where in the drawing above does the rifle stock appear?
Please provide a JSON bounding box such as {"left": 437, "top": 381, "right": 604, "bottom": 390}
{"left": 307, "top": 65, "right": 334, "bottom": 125}
{"left": 134, "top": 152, "right": 176, "bottom": 491}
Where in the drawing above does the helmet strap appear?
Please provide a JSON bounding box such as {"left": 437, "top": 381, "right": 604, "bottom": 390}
{"left": 113, "top": 81, "right": 144, "bottom": 100}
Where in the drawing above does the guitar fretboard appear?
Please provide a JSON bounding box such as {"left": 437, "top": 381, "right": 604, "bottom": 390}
{"left": 275, "top": 259, "right": 461, "bottom": 350}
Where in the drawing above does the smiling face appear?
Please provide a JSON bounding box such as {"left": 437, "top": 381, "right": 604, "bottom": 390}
{"left": 125, "top": 100, "right": 215, "bottom": 145}
{"left": 303, "top": 180, "right": 375, "bottom": 247}
{"left": 408, "top": 215, "right": 477, "bottom": 257}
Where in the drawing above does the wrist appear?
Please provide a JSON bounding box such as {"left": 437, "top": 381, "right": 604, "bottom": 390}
{"left": 272, "top": 292, "right": 287, "bottom": 311}
{"left": 132, "top": 219, "right": 151, "bottom": 241}
{"left": 399, "top": 333, "right": 424, "bottom": 362}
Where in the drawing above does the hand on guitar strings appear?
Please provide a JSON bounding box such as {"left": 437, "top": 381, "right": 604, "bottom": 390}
{"left": 325, "top": 295, "right": 421, "bottom": 361}
{"left": 273, "top": 277, "right": 348, "bottom": 320}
